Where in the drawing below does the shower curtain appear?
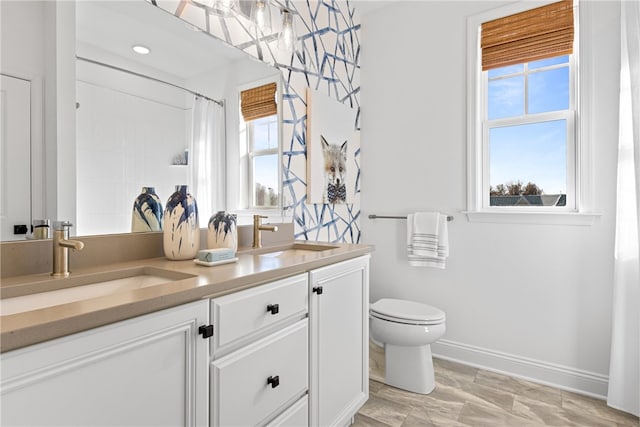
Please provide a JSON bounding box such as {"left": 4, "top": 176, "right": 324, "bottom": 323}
{"left": 607, "top": 0, "right": 639, "bottom": 417}
{"left": 189, "top": 96, "right": 226, "bottom": 221}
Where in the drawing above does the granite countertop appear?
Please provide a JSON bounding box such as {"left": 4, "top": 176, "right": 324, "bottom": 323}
{"left": 0, "top": 241, "right": 372, "bottom": 353}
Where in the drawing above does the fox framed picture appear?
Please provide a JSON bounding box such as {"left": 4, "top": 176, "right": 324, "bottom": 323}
{"left": 306, "top": 88, "right": 359, "bottom": 205}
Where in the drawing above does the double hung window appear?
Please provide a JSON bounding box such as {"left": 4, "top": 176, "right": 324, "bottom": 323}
{"left": 240, "top": 82, "right": 280, "bottom": 209}
{"left": 467, "top": 0, "right": 595, "bottom": 223}
{"left": 247, "top": 115, "right": 279, "bottom": 208}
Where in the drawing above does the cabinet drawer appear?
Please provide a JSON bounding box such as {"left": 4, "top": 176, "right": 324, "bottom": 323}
{"left": 212, "top": 274, "right": 308, "bottom": 356}
{"left": 211, "top": 319, "right": 308, "bottom": 427}
{"left": 266, "top": 396, "right": 308, "bottom": 427}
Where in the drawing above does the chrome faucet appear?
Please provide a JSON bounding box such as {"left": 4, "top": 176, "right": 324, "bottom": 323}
{"left": 52, "top": 221, "right": 84, "bottom": 278}
{"left": 253, "top": 215, "right": 278, "bottom": 249}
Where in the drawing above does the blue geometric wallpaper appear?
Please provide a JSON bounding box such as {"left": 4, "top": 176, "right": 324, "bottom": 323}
{"left": 151, "top": 0, "right": 361, "bottom": 243}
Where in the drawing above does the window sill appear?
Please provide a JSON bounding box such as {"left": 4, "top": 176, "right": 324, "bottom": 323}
{"left": 463, "top": 210, "right": 602, "bottom": 226}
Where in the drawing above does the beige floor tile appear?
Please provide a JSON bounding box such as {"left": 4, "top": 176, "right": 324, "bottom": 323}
{"left": 415, "top": 396, "right": 466, "bottom": 426}
{"left": 369, "top": 341, "right": 386, "bottom": 383}
{"left": 474, "top": 370, "right": 563, "bottom": 408}
{"left": 358, "top": 395, "right": 413, "bottom": 427}
{"left": 513, "top": 394, "right": 619, "bottom": 427}
{"left": 457, "top": 380, "right": 517, "bottom": 413}
{"left": 399, "top": 406, "right": 437, "bottom": 427}
{"left": 370, "top": 379, "right": 385, "bottom": 394}
{"left": 373, "top": 383, "right": 429, "bottom": 408}
{"left": 434, "top": 358, "right": 479, "bottom": 388}
{"left": 353, "top": 413, "right": 393, "bottom": 427}
{"left": 457, "top": 401, "right": 543, "bottom": 427}
{"left": 362, "top": 355, "right": 639, "bottom": 427}
{"left": 561, "top": 391, "right": 639, "bottom": 427}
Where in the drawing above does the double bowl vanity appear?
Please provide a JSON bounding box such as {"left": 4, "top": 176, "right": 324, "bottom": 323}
{"left": 0, "top": 240, "right": 372, "bottom": 427}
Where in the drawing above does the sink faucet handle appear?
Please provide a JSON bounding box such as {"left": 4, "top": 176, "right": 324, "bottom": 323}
{"left": 53, "top": 220, "right": 73, "bottom": 231}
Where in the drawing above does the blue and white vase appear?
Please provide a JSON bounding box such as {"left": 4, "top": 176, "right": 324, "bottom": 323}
{"left": 207, "top": 211, "right": 238, "bottom": 251}
{"left": 131, "top": 187, "right": 163, "bottom": 232}
{"left": 163, "top": 185, "right": 200, "bottom": 260}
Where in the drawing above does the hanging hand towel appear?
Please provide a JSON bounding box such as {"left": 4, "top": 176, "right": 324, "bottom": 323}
{"left": 407, "top": 212, "right": 449, "bottom": 268}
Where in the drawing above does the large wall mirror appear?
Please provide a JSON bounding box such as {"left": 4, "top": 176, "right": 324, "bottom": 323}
{"left": 0, "top": 0, "right": 281, "bottom": 241}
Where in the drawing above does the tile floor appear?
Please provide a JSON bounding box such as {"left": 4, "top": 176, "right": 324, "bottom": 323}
{"left": 356, "top": 343, "right": 639, "bottom": 426}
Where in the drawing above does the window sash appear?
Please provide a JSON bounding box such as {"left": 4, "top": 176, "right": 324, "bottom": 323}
{"left": 481, "top": 110, "right": 576, "bottom": 211}
{"left": 488, "top": 60, "right": 570, "bottom": 119}
{"left": 247, "top": 119, "right": 279, "bottom": 209}
{"left": 480, "top": 49, "right": 576, "bottom": 212}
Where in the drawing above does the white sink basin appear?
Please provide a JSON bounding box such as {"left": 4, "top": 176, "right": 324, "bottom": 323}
{"left": 257, "top": 243, "right": 339, "bottom": 259}
{"left": 1, "top": 267, "right": 195, "bottom": 316}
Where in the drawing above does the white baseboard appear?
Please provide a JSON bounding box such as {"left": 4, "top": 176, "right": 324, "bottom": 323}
{"left": 431, "top": 339, "right": 609, "bottom": 399}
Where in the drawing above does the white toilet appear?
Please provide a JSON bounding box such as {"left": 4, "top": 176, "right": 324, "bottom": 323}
{"left": 370, "top": 298, "right": 446, "bottom": 394}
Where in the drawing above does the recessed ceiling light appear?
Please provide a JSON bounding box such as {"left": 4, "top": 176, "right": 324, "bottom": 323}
{"left": 132, "top": 45, "right": 151, "bottom": 55}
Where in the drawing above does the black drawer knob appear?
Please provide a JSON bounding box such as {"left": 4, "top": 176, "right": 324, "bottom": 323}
{"left": 267, "top": 303, "right": 280, "bottom": 315}
{"left": 267, "top": 375, "right": 280, "bottom": 388}
{"left": 313, "top": 286, "right": 323, "bottom": 295}
{"left": 198, "top": 324, "right": 214, "bottom": 339}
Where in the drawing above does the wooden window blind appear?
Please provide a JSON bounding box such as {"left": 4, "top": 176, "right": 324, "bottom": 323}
{"left": 240, "top": 82, "right": 277, "bottom": 122}
{"left": 481, "top": 0, "right": 574, "bottom": 71}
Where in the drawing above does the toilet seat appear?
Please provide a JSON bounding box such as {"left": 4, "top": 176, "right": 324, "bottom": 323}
{"left": 370, "top": 298, "right": 445, "bottom": 325}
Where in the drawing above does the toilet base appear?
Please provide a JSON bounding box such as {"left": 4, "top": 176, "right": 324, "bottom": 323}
{"left": 384, "top": 344, "right": 435, "bottom": 394}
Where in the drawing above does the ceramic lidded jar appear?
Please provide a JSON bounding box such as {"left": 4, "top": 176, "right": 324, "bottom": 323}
{"left": 163, "top": 185, "right": 200, "bottom": 260}
{"left": 207, "top": 211, "right": 238, "bottom": 252}
{"left": 131, "top": 187, "right": 163, "bottom": 232}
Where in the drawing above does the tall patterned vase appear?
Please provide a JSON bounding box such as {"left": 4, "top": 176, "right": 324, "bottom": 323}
{"left": 131, "top": 187, "right": 163, "bottom": 232}
{"left": 163, "top": 185, "right": 200, "bottom": 260}
{"left": 207, "top": 211, "right": 238, "bottom": 252}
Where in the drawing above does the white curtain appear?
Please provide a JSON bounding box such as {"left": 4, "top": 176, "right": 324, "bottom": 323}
{"left": 189, "top": 96, "right": 226, "bottom": 221}
{"left": 607, "top": 0, "right": 640, "bottom": 417}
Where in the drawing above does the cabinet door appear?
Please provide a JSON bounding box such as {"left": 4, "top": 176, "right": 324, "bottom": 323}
{"left": 309, "top": 255, "right": 370, "bottom": 427}
{"left": 1, "top": 300, "right": 209, "bottom": 427}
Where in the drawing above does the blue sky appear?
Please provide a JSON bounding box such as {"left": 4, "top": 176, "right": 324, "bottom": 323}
{"left": 487, "top": 56, "right": 569, "bottom": 194}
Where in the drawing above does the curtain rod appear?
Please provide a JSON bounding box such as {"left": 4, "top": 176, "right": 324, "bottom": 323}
{"left": 368, "top": 214, "right": 454, "bottom": 222}
{"left": 76, "top": 56, "right": 224, "bottom": 107}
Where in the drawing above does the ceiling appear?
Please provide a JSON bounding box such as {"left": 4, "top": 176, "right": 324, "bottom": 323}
{"left": 75, "top": 0, "right": 394, "bottom": 81}
{"left": 76, "top": 1, "right": 248, "bottom": 80}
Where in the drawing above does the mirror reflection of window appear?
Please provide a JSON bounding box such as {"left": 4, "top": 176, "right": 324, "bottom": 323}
{"left": 248, "top": 115, "right": 279, "bottom": 208}
{"left": 240, "top": 82, "right": 279, "bottom": 209}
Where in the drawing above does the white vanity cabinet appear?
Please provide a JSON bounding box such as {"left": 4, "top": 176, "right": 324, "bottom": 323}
{"left": 0, "top": 300, "right": 210, "bottom": 427}
{"left": 210, "top": 274, "right": 309, "bottom": 427}
{"left": 0, "top": 253, "right": 371, "bottom": 427}
{"left": 309, "top": 255, "right": 370, "bottom": 427}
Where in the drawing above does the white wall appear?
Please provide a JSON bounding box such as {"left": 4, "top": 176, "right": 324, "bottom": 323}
{"left": 361, "top": 1, "right": 621, "bottom": 397}
{"left": 1, "top": 1, "right": 47, "bottom": 222}
{"left": 75, "top": 61, "right": 190, "bottom": 236}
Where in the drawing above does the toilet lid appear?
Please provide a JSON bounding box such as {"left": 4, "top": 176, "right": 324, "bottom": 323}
{"left": 370, "top": 298, "right": 445, "bottom": 324}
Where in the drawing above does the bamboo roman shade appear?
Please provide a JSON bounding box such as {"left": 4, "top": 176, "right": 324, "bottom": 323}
{"left": 481, "top": 0, "right": 574, "bottom": 71}
{"left": 240, "top": 82, "right": 277, "bottom": 122}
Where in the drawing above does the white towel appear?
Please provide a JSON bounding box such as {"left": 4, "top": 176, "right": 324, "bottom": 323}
{"left": 407, "top": 212, "right": 449, "bottom": 268}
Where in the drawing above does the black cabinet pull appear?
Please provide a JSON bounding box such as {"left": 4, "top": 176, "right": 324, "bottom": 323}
{"left": 313, "top": 286, "right": 323, "bottom": 295}
{"left": 198, "top": 325, "right": 214, "bottom": 339}
{"left": 267, "top": 375, "right": 280, "bottom": 388}
{"left": 266, "top": 304, "right": 280, "bottom": 315}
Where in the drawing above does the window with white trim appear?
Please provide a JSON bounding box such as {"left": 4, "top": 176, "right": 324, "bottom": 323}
{"left": 239, "top": 81, "right": 281, "bottom": 210}
{"left": 247, "top": 114, "right": 279, "bottom": 208}
{"left": 484, "top": 54, "right": 575, "bottom": 209}
{"left": 466, "top": 0, "right": 596, "bottom": 223}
